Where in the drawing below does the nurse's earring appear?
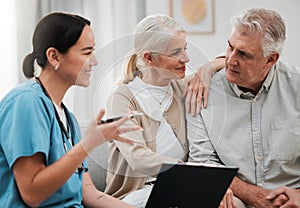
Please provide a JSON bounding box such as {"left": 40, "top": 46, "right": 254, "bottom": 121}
{"left": 54, "top": 65, "right": 59, "bottom": 71}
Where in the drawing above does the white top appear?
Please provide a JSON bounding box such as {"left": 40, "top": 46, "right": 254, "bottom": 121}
{"left": 54, "top": 103, "right": 67, "bottom": 129}
{"left": 128, "top": 77, "right": 185, "bottom": 159}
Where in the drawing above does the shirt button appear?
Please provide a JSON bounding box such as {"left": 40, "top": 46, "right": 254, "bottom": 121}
{"left": 254, "top": 127, "right": 258, "bottom": 131}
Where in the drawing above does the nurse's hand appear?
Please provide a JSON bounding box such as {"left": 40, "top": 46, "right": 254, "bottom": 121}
{"left": 81, "top": 109, "right": 141, "bottom": 153}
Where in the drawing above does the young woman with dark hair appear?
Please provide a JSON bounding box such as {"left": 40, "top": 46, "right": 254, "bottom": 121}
{"left": 0, "top": 12, "right": 138, "bottom": 208}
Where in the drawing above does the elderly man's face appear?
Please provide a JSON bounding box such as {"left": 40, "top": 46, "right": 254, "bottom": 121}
{"left": 225, "top": 30, "right": 272, "bottom": 93}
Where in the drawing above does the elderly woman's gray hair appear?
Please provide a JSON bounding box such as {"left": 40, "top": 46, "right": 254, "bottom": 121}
{"left": 118, "top": 14, "right": 185, "bottom": 84}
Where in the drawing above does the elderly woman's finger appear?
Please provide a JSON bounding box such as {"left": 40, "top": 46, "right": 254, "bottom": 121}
{"left": 185, "top": 86, "right": 193, "bottom": 114}
{"left": 202, "top": 89, "right": 209, "bottom": 109}
{"left": 190, "top": 92, "right": 197, "bottom": 116}
{"left": 196, "top": 95, "right": 203, "bottom": 115}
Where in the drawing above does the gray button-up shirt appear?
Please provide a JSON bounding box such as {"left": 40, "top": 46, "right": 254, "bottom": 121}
{"left": 187, "top": 61, "right": 300, "bottom": 189}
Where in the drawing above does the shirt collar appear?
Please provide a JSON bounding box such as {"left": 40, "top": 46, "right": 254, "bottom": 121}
{"left": 230, "top": 64, "right": 276, "bottom": 99}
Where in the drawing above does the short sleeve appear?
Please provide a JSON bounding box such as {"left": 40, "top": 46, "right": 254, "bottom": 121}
{"left": 0, "top": 91, "right": 52, "bottom": 169}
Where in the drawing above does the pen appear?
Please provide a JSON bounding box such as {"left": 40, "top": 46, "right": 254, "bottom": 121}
{"left": 100, "top": 116, "right": 123, "bottom": 124}
{"left": 99, "top": 112, "right": 144, "bottom": 124}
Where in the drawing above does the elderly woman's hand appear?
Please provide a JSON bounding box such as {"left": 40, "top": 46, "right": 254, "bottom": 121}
{"left": 218, "top": 188, "right": 236, "bottom": 208}
{"left": 184, "top": 57, "right": 225, "bottom": 116}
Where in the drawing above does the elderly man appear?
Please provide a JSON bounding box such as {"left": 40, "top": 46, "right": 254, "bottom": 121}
{"left": 187, "top": 8, "right": 300, "bottom": 208}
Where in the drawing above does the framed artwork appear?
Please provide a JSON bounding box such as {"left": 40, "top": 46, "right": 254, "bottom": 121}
{"left": 170, "top": 0, "right": 215, "bottom": 34}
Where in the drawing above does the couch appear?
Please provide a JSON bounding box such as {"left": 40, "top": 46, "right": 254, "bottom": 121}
{"left": 86, "top": 143, "right": 108, "bottom": 191}
{"left": 81, "top": 124, "right": 108, "bottom": 191}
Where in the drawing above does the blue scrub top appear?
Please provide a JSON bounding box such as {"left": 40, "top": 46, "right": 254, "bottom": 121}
{"left": 0, "top": 80, "right": 87, "bottom": 207}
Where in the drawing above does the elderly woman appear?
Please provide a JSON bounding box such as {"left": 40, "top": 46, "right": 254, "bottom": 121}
{"left": 104, "top": 14, "right": 226, "bottom": 208}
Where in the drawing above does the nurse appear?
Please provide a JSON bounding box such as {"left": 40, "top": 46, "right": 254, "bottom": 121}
{"left": 0, "top": 12, "right": 139, "bottom": 208}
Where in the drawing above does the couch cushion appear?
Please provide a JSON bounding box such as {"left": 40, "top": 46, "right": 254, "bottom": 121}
{"left": 86, "top": 143, "right": 108, "bottom": 191}
{"left": 80, "top": 122, "right": 108, "bottom": 191}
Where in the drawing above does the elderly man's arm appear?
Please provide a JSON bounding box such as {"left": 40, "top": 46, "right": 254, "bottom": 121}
{"left": 186, "top": 113, "right": 221, "bottom": 165}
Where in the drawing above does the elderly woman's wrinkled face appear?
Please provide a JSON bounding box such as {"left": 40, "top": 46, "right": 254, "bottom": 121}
{"left": 151, "top": 31, "right": 190, "bottom": 80}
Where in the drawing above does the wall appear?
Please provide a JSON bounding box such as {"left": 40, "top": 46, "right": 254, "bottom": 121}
{"left": 146, "top": 0, "right": 300, "bottom": 67}
{"left": 1, "top": 0, "right": 299, "bottom": 114}
{"left": 0, "top": 1, "right": 18, "bottom": 99}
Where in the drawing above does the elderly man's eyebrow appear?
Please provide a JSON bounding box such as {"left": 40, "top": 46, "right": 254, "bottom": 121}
{"left": 228, "top": 40, "right": 253, "bottom": 58}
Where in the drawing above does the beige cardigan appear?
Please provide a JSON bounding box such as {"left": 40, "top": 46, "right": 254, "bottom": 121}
{"left": 104, "top": 79, "right": 189, "bottom": 199}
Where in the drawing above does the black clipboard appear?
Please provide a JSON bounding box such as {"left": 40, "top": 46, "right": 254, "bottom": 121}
{"left": 145, "top": 163, "right": 238, "bottom": 208}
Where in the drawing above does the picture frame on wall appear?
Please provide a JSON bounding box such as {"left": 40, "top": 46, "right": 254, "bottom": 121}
{"left": 169, "top": 0, "right": 215, "bottom": 34}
